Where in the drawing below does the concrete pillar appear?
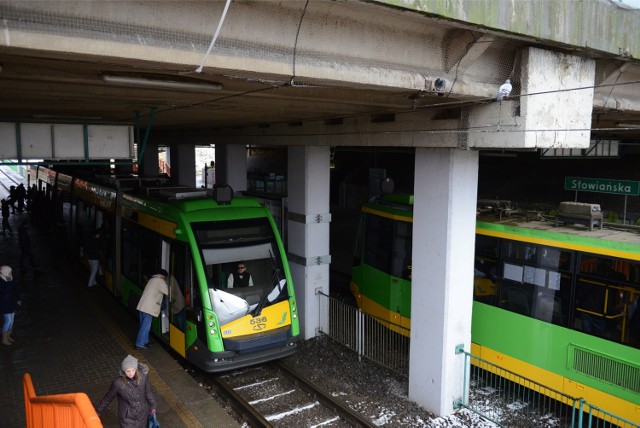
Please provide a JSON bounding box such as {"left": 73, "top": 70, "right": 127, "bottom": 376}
{"left": 468, "top": 47, "right": 595, "bottom": 150}
{"left": 138, "top": 141, "right": 159, "bottom": 176}
{"left": 215, "top": 144, "right": 247, "bottom": 194}
{"left": 287, "top": 145, "right": 331, "bottom": 339}
{"left": 408, "top": 147, "right": 478, "bottom": 416}
{"left": 169, "top": 144, "right": 196, "bottom": 187}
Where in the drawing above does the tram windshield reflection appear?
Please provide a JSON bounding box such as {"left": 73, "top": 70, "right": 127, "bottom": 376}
{"left": 191, "top": 217, "right": 289, "bottom": 325}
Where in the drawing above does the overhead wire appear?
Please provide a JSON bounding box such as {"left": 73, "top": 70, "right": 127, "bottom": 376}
{"left": 289, "top": 0, "right": 310, "bottom": 86}
{"left": 125, "top": 47, "right": 640, "bottom": 137}
{"left": 129, "top": 76, "right": 640, "bottom": 137}
{"left": 195, "top": 0, "right": 233, "bottom": 73}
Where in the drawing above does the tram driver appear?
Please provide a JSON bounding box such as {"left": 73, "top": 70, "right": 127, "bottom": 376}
{"left": 227, "top": 261, "right": 254, "bottom": 288}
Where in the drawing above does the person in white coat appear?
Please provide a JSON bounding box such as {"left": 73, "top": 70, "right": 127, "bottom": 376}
{"left": 134, "top": 269, "right": 168, "bottom": 350}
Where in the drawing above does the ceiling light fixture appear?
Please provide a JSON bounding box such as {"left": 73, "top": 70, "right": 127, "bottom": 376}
{"left": 615, "top": 123, "right": 640, "bottom": 129}
{"left": 33, "top": 114, "right": 103, "bottom": 120}
{"left": 102, "top": 75, "right": 222, "bottom": 92}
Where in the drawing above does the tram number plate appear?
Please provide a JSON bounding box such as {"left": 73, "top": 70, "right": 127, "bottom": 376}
{"left": 250, "top": 316, "right": 267, "bottom": 331}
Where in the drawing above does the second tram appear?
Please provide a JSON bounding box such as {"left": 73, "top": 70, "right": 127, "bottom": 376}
{"left": 350, "top": 194, "right": 640, "bottom": 423}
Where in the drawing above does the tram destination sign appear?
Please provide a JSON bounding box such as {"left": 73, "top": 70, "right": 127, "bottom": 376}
{"left": 564, "top": 177, "right": 640, "bottom": 196}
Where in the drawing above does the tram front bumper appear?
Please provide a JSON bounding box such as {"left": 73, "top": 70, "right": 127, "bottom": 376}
{"left": 187, "top": 335, "right": 299, "bottom": 373}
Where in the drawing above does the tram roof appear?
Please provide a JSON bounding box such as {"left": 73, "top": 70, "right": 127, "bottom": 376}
{"left": 477, "top": 214, "right": 640, "bottom": 259}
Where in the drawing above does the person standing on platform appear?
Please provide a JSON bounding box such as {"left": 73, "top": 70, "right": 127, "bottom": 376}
{"left": 7, "top": 186, "right": 17, "bottom": 214}
{"left": 96, "top": 354, "right": 157, "bottom": 428}
{"left": 135, "top": 269, "right": 168, "bottom": 350}
{"left": 86, "top": 230, "right": 101, "bottom": 287}
{"left": 18, "top": 220, "right": 37, "bottom": 269}
{"left": 227, "top": 261, "right": 254, "bottom": 288}
{"left": 0, "top": 266, "right": 20, "bottom": 346}
{"left": 15, "top": 184, "right": 26, "bottom": 212}
{"left": 1, "top": 199, "right": 12, "bottom": 236}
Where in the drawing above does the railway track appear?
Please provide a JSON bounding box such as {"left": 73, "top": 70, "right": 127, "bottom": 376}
{"left": 0, "top": 165, "right": 24, "bottom": 198}
{"left": 209, "top": 362, "right": 376, "bottom": 427}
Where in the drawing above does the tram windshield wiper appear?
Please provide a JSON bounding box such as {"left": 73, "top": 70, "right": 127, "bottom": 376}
{"left": 252, "top": 279, "right": 286, "bottom": 316}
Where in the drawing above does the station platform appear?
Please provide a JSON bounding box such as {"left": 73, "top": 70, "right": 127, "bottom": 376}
{"left": 0, "top": 208, "right": 239, "bottom": 427}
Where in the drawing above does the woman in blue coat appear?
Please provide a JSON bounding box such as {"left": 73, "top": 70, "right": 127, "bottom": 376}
{"left": 0, "top": 265, "right": 20, "bottom": 346}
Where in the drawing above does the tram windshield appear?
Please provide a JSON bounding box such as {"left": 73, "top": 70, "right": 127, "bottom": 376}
{"left": 191, "top": 218, "right": 289, "bottom": 325}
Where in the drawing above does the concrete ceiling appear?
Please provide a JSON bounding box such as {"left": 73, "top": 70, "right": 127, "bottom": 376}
{"left": 0, "top": 50, "right": 451, "bottom": 131}
{"left": 0, "top": 0, "right": 639, "bottom": 144}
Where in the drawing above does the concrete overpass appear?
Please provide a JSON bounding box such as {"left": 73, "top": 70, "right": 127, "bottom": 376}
{"left": 1, "top": 0, "right": 639, "bottom": 418}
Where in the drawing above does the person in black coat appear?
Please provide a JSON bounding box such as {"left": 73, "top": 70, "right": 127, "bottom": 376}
{"left": 7, "top": 186, "right": 17, "bottom": 214}
{"left": 97, "top": 354, "right": 157, "bottom": 428}
{"left": 0, "top": 266, "right": 20, "bottom": 346}
{"left": 15, "top": 184, "right": 26, "bottom": 212}
{"left": 1, "top": 199, "right": 12, "bottom": 236}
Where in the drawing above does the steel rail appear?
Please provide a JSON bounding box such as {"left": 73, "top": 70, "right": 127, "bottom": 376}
{"left": 274, "top": 361, "right": 376, "bottom": 428}
{"left": 209, "top": 373, "right": 273, "bottom": 428}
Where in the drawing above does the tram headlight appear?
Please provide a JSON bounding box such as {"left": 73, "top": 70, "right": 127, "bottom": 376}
{"left": 209, "top": 321, "right": 215, "bottom": 327}
{"left": 210, "top": 329, "right": 215, "bottom": 335}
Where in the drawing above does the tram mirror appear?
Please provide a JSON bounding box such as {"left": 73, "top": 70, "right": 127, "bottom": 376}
{"left": 380, "top": 177, "right": 394, "bottom": 194}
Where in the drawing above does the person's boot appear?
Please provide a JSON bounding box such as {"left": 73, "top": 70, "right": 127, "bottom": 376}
{"left": 7, "top": 329, "right": 15, "bottom": 343}
{"left": 2, "top": 332, "right": 11, "bottom": 346}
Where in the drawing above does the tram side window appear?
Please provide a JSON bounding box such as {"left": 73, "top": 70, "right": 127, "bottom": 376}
{"left": 139, "top": 230, "right": 162, "bottom": 283}
{"left": 391, "top": 221, "right": 412, "bottom": 281}
{"left": 474, "top": 235, "right": 499, "bottom": 305}
{"left": 533, "top": 247, "right": 572, "bottom": 327}
{"left": 121, "top": 224, "right": 140, "bottom": 284}
{"left": 364, "top": 214, "right": 393, "bottom": 275}
{"left": 575, "top": 254, "right": 634, "bottom": 343}
{"left": 353, "top": 216, "right": 365, "bottom": 267}
{"left": 121, "top": 224, "right": 163, "bottom": 287}
{"left": 476, "top": 235, "right": 499, "bottom": 257}
{"left": 498, "top": 241, "right": 571, "bottom": 325}
{"left": 502, "top": 241, "right": 537, "bottom": 263}
{"left": 500, "top": 263, "right": 533, "bottom": 317}
{"left": 474, "top": 257, "right": 498, "bottom": 305}
{"left": 530, "top": 272, "right": 571, "bottom": 327}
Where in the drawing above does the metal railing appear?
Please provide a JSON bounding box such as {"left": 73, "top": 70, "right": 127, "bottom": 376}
{"left": 318, "top": 292, "right": 640, "bottom": 428}
{"left": 455, "top": 347, "right": 640, "bottom": 428}
{"left": 317, "top": 291, "right": 409, "bottom": 376}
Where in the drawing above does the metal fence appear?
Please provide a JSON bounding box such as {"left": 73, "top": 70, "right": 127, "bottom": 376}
{"left": 318, "top": 291, "right": 640, "bottom": 428}
{"left": 317, "top": 291, "right": 410, "bottom": 376}
{"left": 455, "top": 346, "right": 640, "bottom": 428}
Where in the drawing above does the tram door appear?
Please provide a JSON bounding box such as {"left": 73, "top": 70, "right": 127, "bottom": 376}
{"left": 165, "top": 241, "right": 189, "bottom": 357}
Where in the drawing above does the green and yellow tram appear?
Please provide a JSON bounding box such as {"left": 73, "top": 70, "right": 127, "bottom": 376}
{"left": 351, "top": 194, "right": 640, "bottom": 423}
{"left": 31, "top": 165, "right": 299, "bottom": 372}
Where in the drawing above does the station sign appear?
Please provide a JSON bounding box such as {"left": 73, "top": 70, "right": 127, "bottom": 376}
{"left": 564, "top": 177, "right": 640, "bottom": 196}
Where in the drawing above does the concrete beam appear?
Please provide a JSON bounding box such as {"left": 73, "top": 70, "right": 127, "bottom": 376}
{"left": 467, "top": 47, "right": 594, "bottom": 149}
{"left": 378, "top": 0, "right": 640, "bottom": 60}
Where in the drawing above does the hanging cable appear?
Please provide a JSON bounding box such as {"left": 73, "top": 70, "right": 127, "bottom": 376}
{"left": 289, "top": 0, "right": 310, "bottom": 85}
{"left": 195, "top": 0, "right": 233, "bottom": 73}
